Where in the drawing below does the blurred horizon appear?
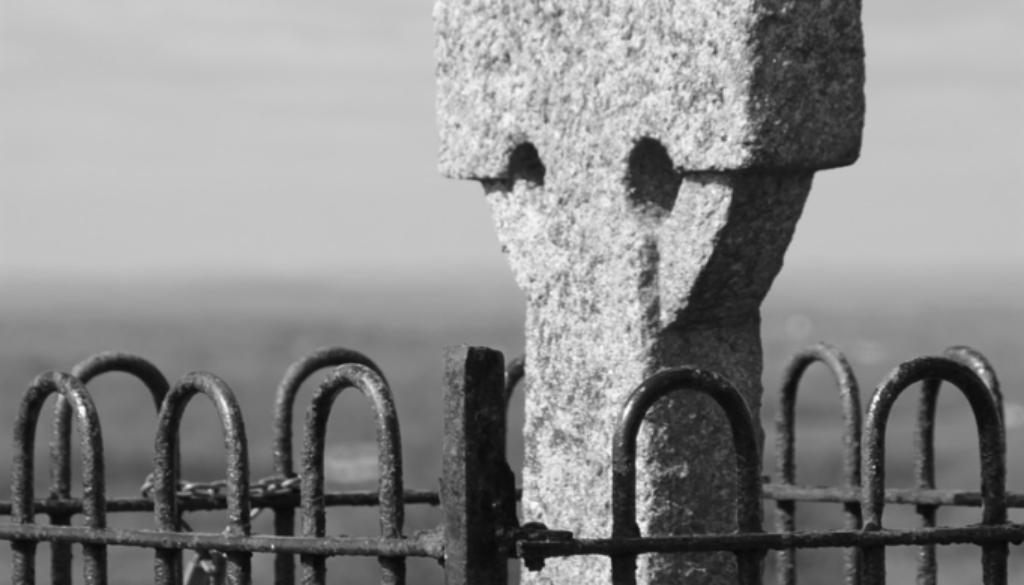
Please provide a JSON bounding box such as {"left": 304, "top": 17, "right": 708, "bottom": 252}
{"left": 3, "top": 263, "right": 1022, "bottom": 310}
{"left": 2, "top": 0, "right": 1022, "bottom": 284}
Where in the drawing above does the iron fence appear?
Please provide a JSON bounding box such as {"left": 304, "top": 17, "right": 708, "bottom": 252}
{"left": 0, "top": 342, "right": 1020, "bottom": 584}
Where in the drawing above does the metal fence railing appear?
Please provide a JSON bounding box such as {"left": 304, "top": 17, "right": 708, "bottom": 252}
{"left": 0, "top": 343, "right": 1019, "bottom": 584}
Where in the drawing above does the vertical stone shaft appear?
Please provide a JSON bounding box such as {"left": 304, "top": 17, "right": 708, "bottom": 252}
{"left": 436, "top": 2, "right": 864, "bottom": 583}
{"left": 488, "top": 167, "right": 811, "bottom": 583}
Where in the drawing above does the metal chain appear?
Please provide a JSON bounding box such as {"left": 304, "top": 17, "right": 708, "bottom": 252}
{"left": 137, "top": 472, "right": 302, "bottom": 582}
{"left": 139, "top": 473, "right": 302, "bottom": 505}
{"left": 138, "top": 476, "right": 302, "bottom": 585}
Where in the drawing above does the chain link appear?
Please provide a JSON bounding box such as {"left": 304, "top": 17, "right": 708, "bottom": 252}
{"left": 139, "top": 477, "right": 301, "bottom": 584}
{"left": 139, "top": 473, "right": 302, "bottom": 506}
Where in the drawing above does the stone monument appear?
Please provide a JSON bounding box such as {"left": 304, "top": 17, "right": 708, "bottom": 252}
{"left": 435, "top": 2, "right": 864, "bottom": 582}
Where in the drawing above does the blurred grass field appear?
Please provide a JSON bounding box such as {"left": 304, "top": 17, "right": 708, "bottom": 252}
{"left": 0, "top": 272, "right": 1021, "bottom": 584}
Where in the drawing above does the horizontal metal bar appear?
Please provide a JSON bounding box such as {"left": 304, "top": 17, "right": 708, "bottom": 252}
{"left": 0, "top": 489, "right": 444, "bottom": 516}
{"left": 763, "top": 483, "right": 1024, "bottom": 508}
{"left": 0, "top": 524, "right": 444, "bottom": 558}
{"left": 517, "top": 524, "right": 1024, "bottom": 559}
{"left": 6, "top": 484, "right": 1015, "bottom": 518}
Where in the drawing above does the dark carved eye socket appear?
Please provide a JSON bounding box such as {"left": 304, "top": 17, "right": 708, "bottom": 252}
{"left": 627, "top": 137, "right": 681, "bottom": 220}
{"left": 508, "top": 142, "right": 546, "bottom": 187}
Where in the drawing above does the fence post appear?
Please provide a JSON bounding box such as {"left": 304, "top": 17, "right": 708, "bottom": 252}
{"left": 436, "top": 1, "right": 865, "bottom": 583}
{"left": 442, "top": 345, "right": 512, "bottom": 585}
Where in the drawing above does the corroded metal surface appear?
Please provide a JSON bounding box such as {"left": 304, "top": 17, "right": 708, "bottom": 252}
{"left": 609, "top": 367, "right": 762, "bottom": 585}
{"left": 862, "top": 357, "right": 1007, "bottom": 585}
{"left": 442, "top": 345, "right": 514, "bottom": 585}
{"left": 0, "top": 524, "right": 445, "bottom": 557}
{"left": 13, "top": 372, "right": 107, "bottom": 585}
{"left": 271, "top": 347, "right": 385, "bottom": 585}
{"left": 48, "top": 353, "right": 171, "bottom": 585}
{"left": 0, "top": 345, "right": 1019, "bottom": 585}
{"left": 517, "top": 523, "right": 1024, "bottom": 558}
{"left": 775, "top": 343, "right": 862, "bottom": 585}
{"left": 299, "top": 363, "right": 404, "bottom": 585}
{"left": 153, "top": 372, "right": 252, "bottom": 585}
{"left": 10, "top": 482, "right": 1024, "bottom": 516}
{"left": 515, "top": 348, "right": 1016, "bottom": 585}
{"left": 914, "top": 346, "right": 1003, "bottom": 584}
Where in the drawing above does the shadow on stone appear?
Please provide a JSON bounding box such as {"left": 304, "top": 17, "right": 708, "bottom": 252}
{"left": 508, "top": 143, "right": 546, "bottom": 187}
{"left": 626, "top": 138, "right": 682, "bottom": 221}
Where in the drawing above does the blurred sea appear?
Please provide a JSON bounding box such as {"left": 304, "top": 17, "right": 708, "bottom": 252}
{"left": 0, "top": 270, "right": 1021, "bottom": 583}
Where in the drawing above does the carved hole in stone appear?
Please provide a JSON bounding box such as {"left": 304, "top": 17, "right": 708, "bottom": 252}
{"left": 507, "top": 142, "right": 546, "bottom": 187}
{"left": 626, "top": 137, "right": 682, "bottom": 220}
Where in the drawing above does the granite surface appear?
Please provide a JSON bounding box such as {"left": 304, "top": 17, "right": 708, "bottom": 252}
{"left": 484, "top": 166, "right": 810, "bottom": 584}
{"left": 436, "top": 0, "right": 864, "bottom": 179}
{"left": 435, "top": 1, "right": 864, "bottom": 583}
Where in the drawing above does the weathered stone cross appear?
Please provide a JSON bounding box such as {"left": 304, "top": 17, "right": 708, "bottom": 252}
{"left": 436, "top": 2, "right": 864, "bottom": 583}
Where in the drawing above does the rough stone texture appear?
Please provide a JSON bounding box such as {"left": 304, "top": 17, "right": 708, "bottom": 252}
{"left": 435, "top": 0, "right": 864, "bottom": 179}
{"left": 435, "top": 2, "right": 864, "bottom": 584}
{"left": 484, "top": 168, "right": 811, "bottom": 584}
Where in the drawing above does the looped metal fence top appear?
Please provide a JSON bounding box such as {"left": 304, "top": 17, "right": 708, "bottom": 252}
{"left": 774, "top": 342, "right": 862, "bottom": 585}
{"left": 1, "top": 343, "right": 1021, "bottom": 585}
{"left": 12, "top": 371, "right": 108, "bottom": 584}
{"left": 913, "top": 345, "right": 1004, "bottom": 585}
{"left": 52, "top": 352, "right": 171, "bottom": 585}
{"left": 299, "top": 363, "right": 404, "bottom": 585}
{"left": 269, "top": 347, "right": 386, "bottom": 585}
{"left": 514, "top": 345, "right": 1023, "bottom": 585}
{"left": 610, "top": 367, "right": 763, "bottom": 585}
{"left": 861, "top": 356, "right": 1007, "bottom": 585}
{"left": 153, "top": 371, "right": 252, "bottom": 585}
{"left": 272, "top": 348, "right": 386, "bottom": 480}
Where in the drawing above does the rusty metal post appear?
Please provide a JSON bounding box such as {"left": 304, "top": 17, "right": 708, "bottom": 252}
{"left": 436, "top": 2, "right": 865, "bottom": 583}
{"left": 441, "top": 346, "right": 514, "bottom": 585}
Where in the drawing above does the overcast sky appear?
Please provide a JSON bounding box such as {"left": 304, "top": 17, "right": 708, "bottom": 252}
{"left": 2, "top": 0, "right": 1021, "bottom": 284}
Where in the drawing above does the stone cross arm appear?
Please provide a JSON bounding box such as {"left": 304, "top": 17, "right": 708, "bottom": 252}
{"left": 436, "top": 0, "right": 864, "bottom": 180}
